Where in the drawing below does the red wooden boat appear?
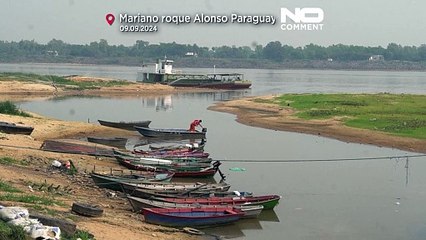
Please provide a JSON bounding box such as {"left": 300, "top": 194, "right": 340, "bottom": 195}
{"left": 142, "top": 207, "right": 244, "bottom": 227}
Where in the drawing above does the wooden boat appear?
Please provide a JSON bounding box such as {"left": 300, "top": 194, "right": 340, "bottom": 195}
{"left": 98, "top": 120, "right": 151, "bottom": 131}
{"left": 115, "top": 149, "right": 211, "bottom": 162}
{"left": 41, "top": 139, "right": 114, "bottom": 157}
{"left": 90, "top": 171, "right": 175, "bottom": 191}
{"left": 121, "top": 187, "right": 252, "bottom": 199}
{"left": 134, "top": 126, "right": 206, "bottom": 139}
{"left": 116, "top": 155, "right": 221, "bottom": 178}
{"left": 149, "top": 141, "right": 205, "bottom": 151}
{"left": 87, "top": 137, "right": 127, "bottom": 148}
{"left": 134, "top": 147, "right": 205, "bottom": 155}
{"left": 0, "top": 121, "right": 34, "bottom": 135}
{"left": 115, "top": 155, "right": 174, "bottom": 166}
{"left": 172, "top": 162, "right": 221, "bottom": 178}
{"left": 127, "top": 195, "right": 263, "bottom": 218}
{"left": 115, "top": 155, "right": 212, "bottom": 169}
{"left": 114, "top": 150, "right": 210, "bottom": 159}
{"left": 142, "top": 207, "right": 244, "bottom": 227}
{"left": 120, "top": 181, "right": 231, "bottom": 193}
{"left": 153, "top": 195, "right": 282, "bottom": 210}
{"left": 133, "top": 149, "right": 210, "bottom": 159}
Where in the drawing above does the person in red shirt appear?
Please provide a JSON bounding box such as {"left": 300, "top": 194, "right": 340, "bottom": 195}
{"left": 189, "top": 119, "right": 203, "bottom": 132}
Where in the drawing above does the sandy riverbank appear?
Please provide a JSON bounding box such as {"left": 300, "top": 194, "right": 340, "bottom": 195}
{"left": 209, "top": 96, "right": 426, "bottom": 154}
{"left": 0, "top": 75, "right": 217, "bottom": 98}
{"left": 0, "top": 113, "right": 197, "bottom": 240}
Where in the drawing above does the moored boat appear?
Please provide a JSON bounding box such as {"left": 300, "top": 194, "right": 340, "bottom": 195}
{"left": 90, "top": 171, "right": 175, "bottom": 191}
{"left": 115, "top": 155, "right": 221, "bottom": 178}
{"left": 120, "top": 181, "right": 231, "bottom": 193}
{"left": 127, "top": 195, "right": 263, "bottom": 218}
{"left": 153, "top": 195, "right": 281, "bottom": 210}
{"left": 149, "top": 140, "right": 205, "bottom": 151}
{"left": 137, "top": 59, "right": 251, "bottom": 90}
{"left": 134, "top": 126, "right": 206, "bottom": 139}
{"left": 87, "top": 136, "right": 127, "bottom": 148}
{"left": 98, "top": 119, "right": 151, "bottom": 131}
{"left": 115, "top": 154, "right": 212, "bottom": 169}
{"left": 41, "top": 139, "right": 114, "bottom": 157}
{"left": 121, "top": 187, "right": 252, "bottom": 199}
{"left": 0, "top": 121, "right": 34, "bottom": 135}
{"left": 142, "top": 207, "right": 244, "bottom": 227}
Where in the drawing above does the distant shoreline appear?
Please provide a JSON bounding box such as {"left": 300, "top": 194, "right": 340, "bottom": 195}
{"left": 1, "top": 58, "right": 426, "bottom": 72}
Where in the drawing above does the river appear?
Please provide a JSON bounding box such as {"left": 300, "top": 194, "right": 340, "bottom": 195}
{"left": 2, "top": 63, "right": 426, "bottom": 240}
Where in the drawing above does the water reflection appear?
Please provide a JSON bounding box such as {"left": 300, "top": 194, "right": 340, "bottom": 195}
{"left": 257, "top": 210, "right": 280, "bottom": 222}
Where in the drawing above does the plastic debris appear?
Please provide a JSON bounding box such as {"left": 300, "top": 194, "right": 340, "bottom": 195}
{"left": 229, "top": 167, "right": 246, "bottom": 172}
{"left": 0, "top": 206, "right": 61, "bottom": 239}
{"left": 51, "top": 160, "right": 62, "bottom": 168}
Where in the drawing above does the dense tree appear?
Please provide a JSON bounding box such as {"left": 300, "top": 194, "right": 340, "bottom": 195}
{"left": 0, "top": 39, "right": 425, "bottom": 63}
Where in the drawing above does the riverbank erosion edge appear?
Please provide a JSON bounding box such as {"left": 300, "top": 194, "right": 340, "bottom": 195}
{"left": 0, "top": 113, "right": 196, "bottom": 240}
{"left": 0, "top": 74, "right": 219, "bottom": 100}
{"left": 208, "top": 95, "right": 426, "bottom": 154}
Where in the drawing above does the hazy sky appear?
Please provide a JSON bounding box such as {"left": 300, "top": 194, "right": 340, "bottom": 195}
{"left": 1, "top": 0, "right": 425, "bottom": 47}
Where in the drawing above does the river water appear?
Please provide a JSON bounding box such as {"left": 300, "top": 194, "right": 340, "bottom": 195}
{"left": 1, "top": 63, "right": 426, "bottom": 240}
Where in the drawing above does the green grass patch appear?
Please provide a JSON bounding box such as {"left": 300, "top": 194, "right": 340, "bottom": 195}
{"left": 62, "top": 230, "right": 95, "bottom": 240}
{"left": 272, "top": 93, "right": 426, "bottom": 139}
{"left": 0, "top": 101, "right": 31, "bottom": 117}
{"left": 0, "top": 72, "right": 132, "bottom": 90}
{"left": 0, "top": 220, "right": 27, "bottom": 240}
{"left": 0, "top": 157, "right": 18, "bottom": 165}
{"left": 0, "top": 180, "right": 22, "bottom": 193}
{"left": 0, "top": 193, "right": 64, "bottom": 206}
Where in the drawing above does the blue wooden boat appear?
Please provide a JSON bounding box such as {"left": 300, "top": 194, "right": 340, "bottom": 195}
{"left": 142, "top": 207, "right": 244, "bottom": 227}
{"left": 134, "top": 126, "right": 206, "bottom": 139}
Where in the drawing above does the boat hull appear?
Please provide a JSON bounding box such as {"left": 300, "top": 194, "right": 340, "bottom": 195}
{"left": 87, "top": 137, "right": 127, "bottom": 148}
{"left": 98, "top": 120, "right": 151, "bottom": 131}
{"left": 155, "top": 195, "right": 281, "bottom": 210}
{"left": 128, "top": 195, "right": 263, "bottom": 218}
{"left": 41, "top": 139, "right": 114, "bottom": 157}
{"left": 0, "top": 122, "right": 34, "bottom": 135}
{"left": 169, "top": 82, "right": 252, "bottom": 90}
{"left": 90, "top": 172, "right": 174, "bottom": 191}
{"left": 134, "top": 126, "right": 206, "bottom": 139}
{"left": 142, "top": 207, "right": 243, "bottom": 227}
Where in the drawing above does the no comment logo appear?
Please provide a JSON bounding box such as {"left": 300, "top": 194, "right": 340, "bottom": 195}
{"left": 280, "top": 8, "right": 324, "bottom": 31}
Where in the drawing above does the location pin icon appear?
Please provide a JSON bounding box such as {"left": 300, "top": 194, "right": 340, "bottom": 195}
{"left": 106, "top": 13, "right": 115, "bottom": 26}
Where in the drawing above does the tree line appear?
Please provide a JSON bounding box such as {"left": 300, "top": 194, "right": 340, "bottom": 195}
{"left": 0, "top": 39, "right": 426, "bottom": 64}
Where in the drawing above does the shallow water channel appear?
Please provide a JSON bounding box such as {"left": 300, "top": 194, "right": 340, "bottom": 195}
{"left": 3, "top": 63, "right": 426, "bottom": 240}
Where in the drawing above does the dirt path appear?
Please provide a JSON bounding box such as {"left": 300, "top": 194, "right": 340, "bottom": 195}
{"left": 209, "top": 96, "right": 426, "bottom": 154}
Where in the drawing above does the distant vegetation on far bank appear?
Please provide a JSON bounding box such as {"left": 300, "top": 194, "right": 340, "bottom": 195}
{"left": 261, "top": 94, "right": 426, "bottom": 139}
{"left": 1, "top": 39, "right": 426, "bottom": 70}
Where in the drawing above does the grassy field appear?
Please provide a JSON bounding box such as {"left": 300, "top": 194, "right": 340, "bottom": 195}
{"left": 264, "top": 93, "right": 426, "bottom": 139}
{"left": 0, "top": 72, "right": 132, "bottom": 90}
